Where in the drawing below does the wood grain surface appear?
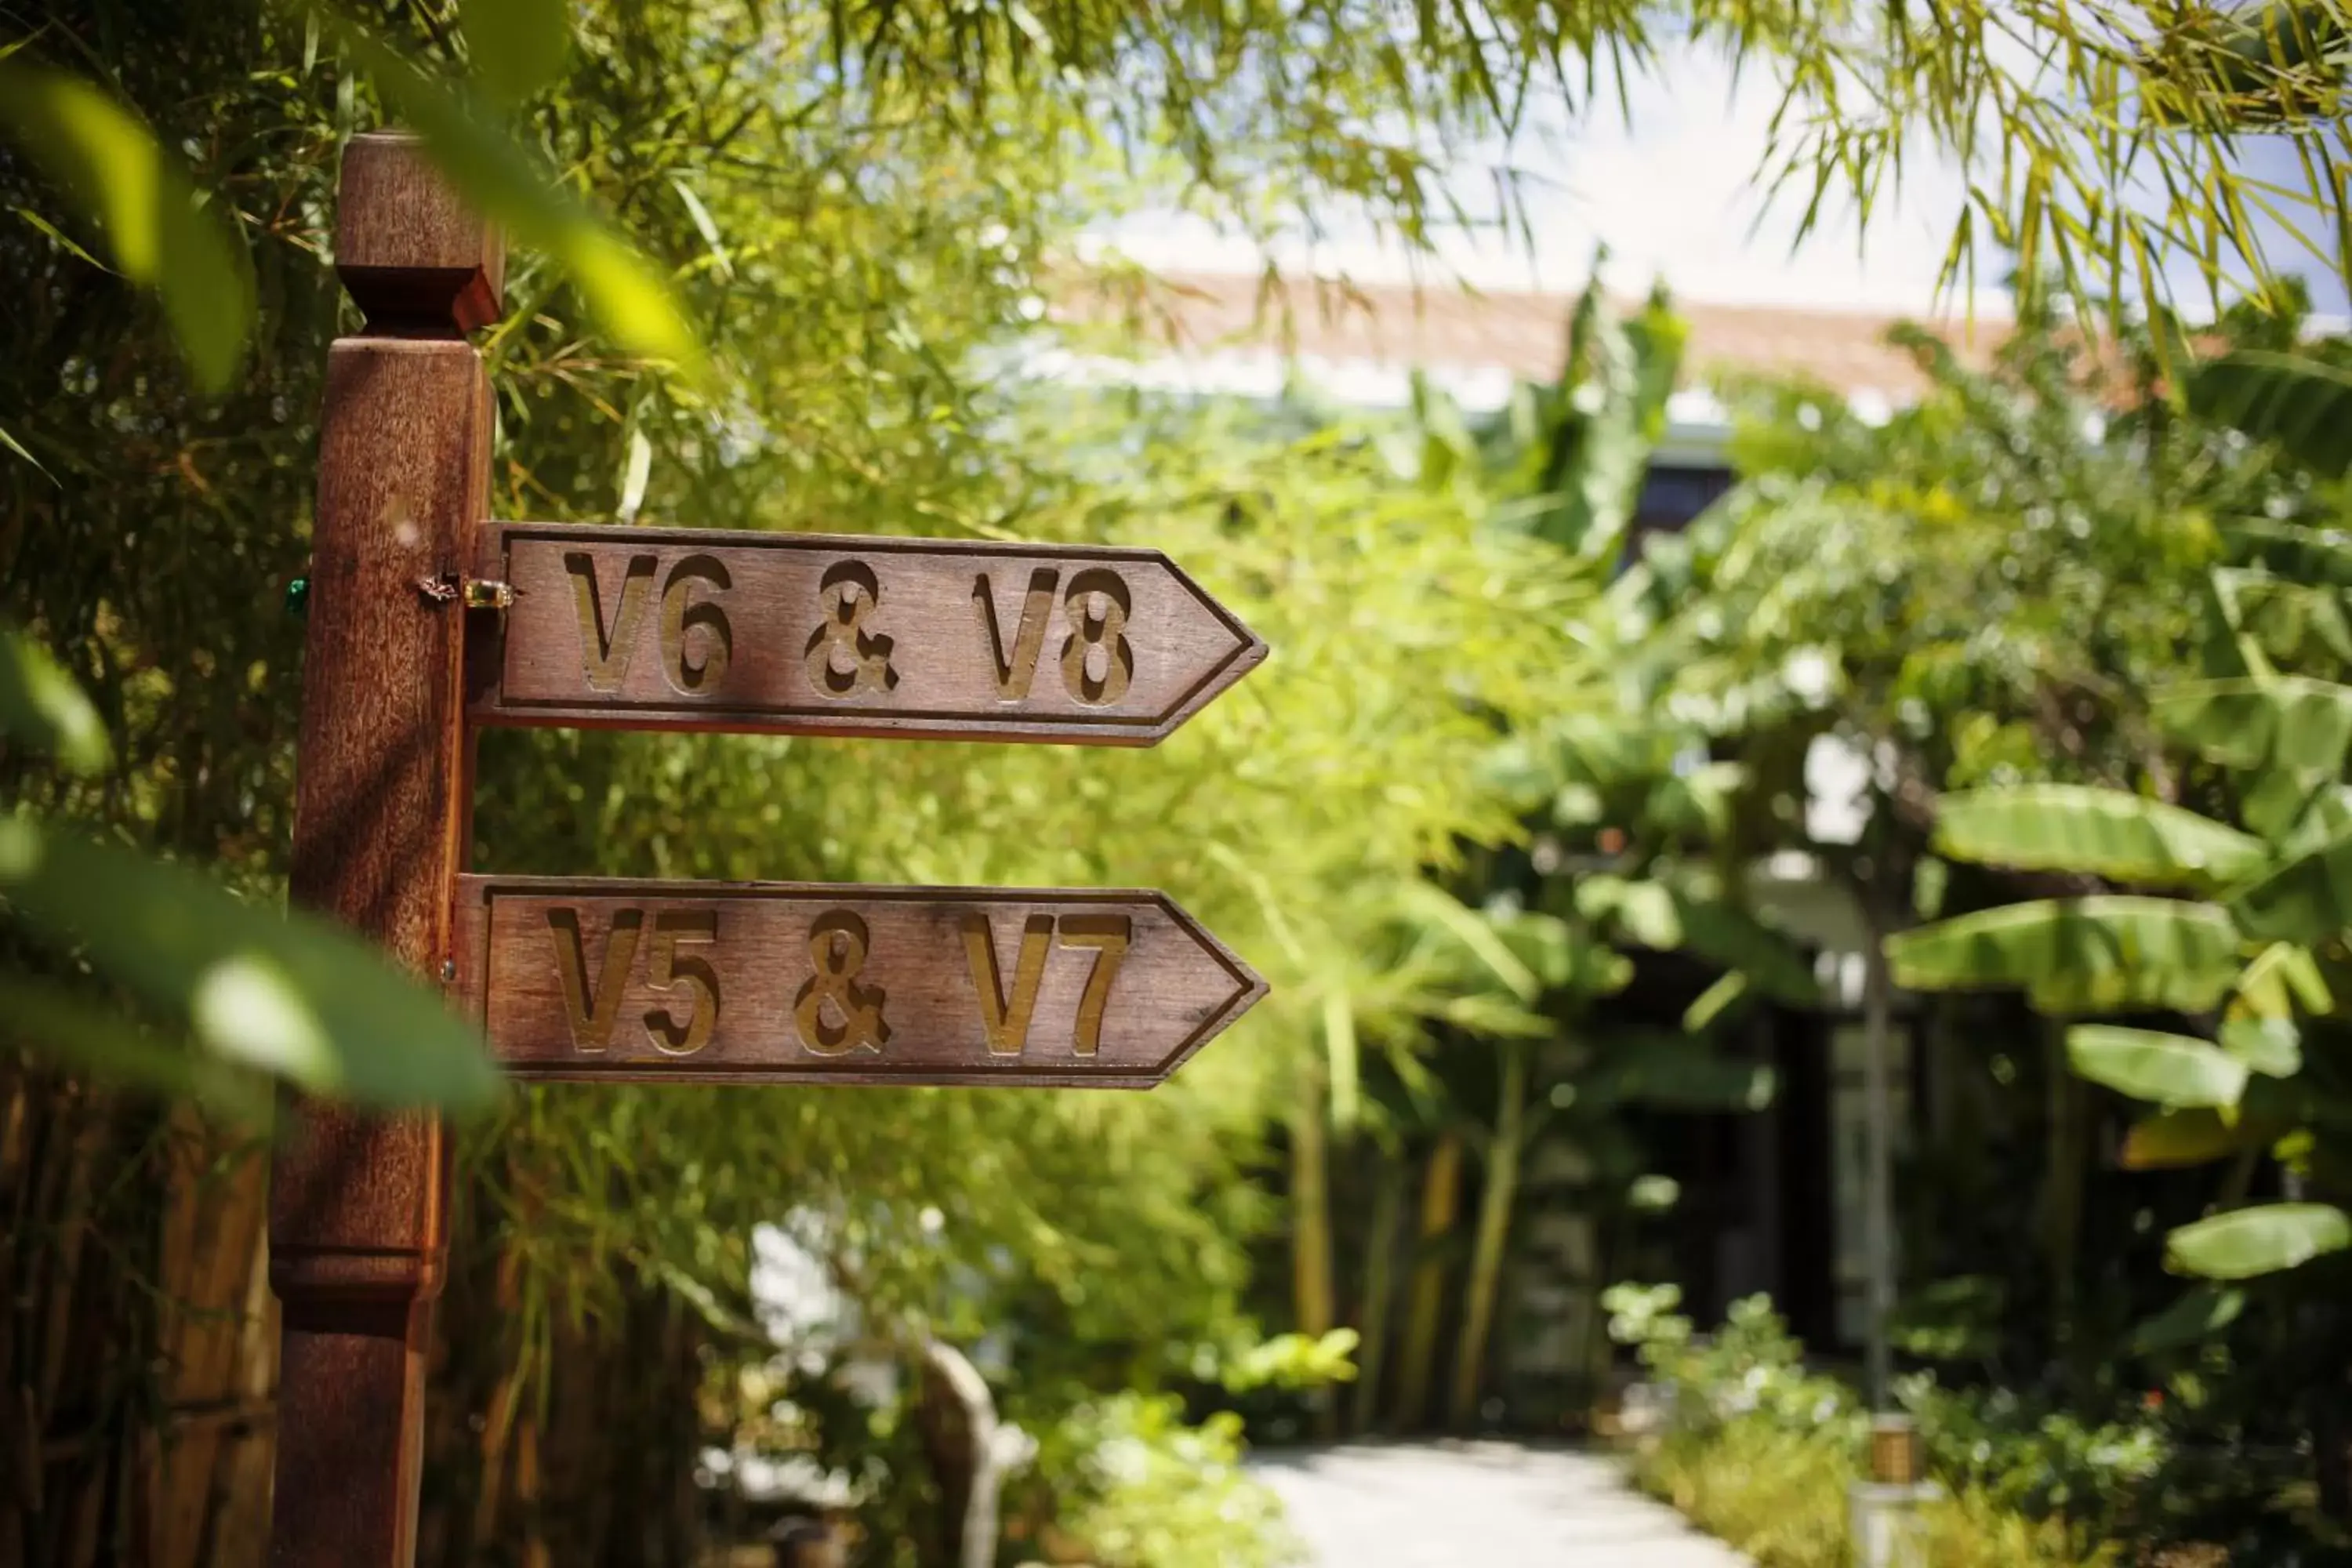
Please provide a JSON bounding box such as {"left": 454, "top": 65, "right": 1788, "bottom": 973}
{"left": 267, "top": 131, "right": 494, "bottom": 1568}
{"left": 468, "top": 522, "right": 1265, "bottom": 744}
{"left": 334, "top": 131, "right": 503, "bottom": 332}
{"left": 451, "top": 875, "right": 1267, "bottom": 1087}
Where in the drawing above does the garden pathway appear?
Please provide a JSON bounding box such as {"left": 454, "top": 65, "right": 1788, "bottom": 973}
{"left": 1250, "top": 1441, "right": 1750, "bottom": 1567}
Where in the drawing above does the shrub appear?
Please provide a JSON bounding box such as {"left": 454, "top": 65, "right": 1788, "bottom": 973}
{"left": 1640, "top": 1420, "right": 1853, "bottom": 1568}
{"left": 1606, "top": 1286, "right": 2134, "bottom": 1568}
{"left": 1024, "top": 1392, "right": 1302, "bottom": 1568}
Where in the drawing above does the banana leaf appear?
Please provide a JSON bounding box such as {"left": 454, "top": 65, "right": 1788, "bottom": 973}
{"left": 2066, "top": 1025, "right": 2249, "bottom": 1108}
{"left": 2211, "top": 569, "right": 2352, "bottom": 666}
{"left": 2223, "top": 519, "right": 2352, "bottom": 586}
{"left": 2122, "top": 1107, "right": 2285, "bottom": 1170}
{"left": 1886, "top": 897, "right": 2242, "bottom": 1015}
{"left": 2232, "top": 940, "right": 2334, "bottom": 1019}
{"left": 2128, "top": 1285, "right": 2246, "bottom": 1355}
{"left": 2155, "top": 676, "right": 2352, "bottom": 773}
{"left": 2230, "top": 821, "right": 2352, "bottom": 942}
{"left": 1579, "top": 1030, "right": 1777, "bottom": 1112}
{"left": 2165, "top": 1202, "right": 2352, "bottom": 1279}
{"left": 1933, "top": 785, "right": 2265, "bottom": 889}
{"left": 2220, "top": 1016, "right": 2303, "bottom": 1076}
{"left": 2188, "top": 350, "right": 2352, "bottom": 477}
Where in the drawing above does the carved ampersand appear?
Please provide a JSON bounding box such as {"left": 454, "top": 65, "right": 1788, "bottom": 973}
{"left": 793, "top": 911, "right": 891, "bottom": 1056}
{"left": 804, "top": 561, "right": 898, "bottom": 699}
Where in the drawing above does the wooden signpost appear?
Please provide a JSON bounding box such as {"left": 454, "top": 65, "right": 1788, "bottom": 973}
{"left": 267, "top": 133, "right": 1265, "bottom": 1568}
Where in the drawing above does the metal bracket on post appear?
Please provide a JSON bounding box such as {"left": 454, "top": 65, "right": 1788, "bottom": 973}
{"left": 267, "top": 131, "right": 503, "bottom": 1568}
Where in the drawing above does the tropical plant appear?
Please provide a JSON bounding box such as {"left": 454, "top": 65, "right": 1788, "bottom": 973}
{"left": 1610, "top": 286, "right": 2336, "bottom": 1405}
{"left": 1858, "top": 336, "right": 2352, "bottom": 1530}
{"left": 1885, "top": 353, "right": 2352, "bottom": 1292}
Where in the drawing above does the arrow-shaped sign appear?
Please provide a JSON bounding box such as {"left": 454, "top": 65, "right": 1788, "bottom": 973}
{"left": 450, "top": 875, "right": 1266, "bottom": 1088}
{"left": 468, "top": 523, "right": 1265, "bottom": 745}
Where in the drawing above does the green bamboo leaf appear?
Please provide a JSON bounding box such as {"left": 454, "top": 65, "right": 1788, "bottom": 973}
{"left": 1682, "top": 970, "right": 1749, "bottom": 1033}
{"left": 0, "top": 974, "right": 271, "bottom": 1122}
{"left": 2066, "top": 1025, "right": 2249, "bottom": 1108}
{"left": 2165, "top": 1202, "right": 2352, "bottom": 1279}
{"left": 1323, "top": 985, "right": 1359, "bottom": 1132}
{"left": 328, "top": 19, "right": 705, "bottom": 381}
{"left": 1934, "top": 785, "right": 2266, "bottom": 888}
{"left": 670, "top": 176, "right": 734, "bottom": 280}
{"left": 0, "top": 817, "right": 502, "bottom": 1109}
{"left": 0, "top": 60, "right": 252, "bottom": 391}
{"left": 462, "top": 0, "right": 571, "bottom": 104}
{"left": 1886, "top": 898, "right": 2242, "bottom": 1015}
{"left": 0, "top": 419, "right": 54, "bottom": 482}
{"left": 0, "top": 626, "right": 110, "bottom": 774}
{"left": 2154, "top": 676, "right": 2352, "bottom": 772}
{"left": 2230, "top": 822, "right": 2352, "bottom": 942}
{"left": 1396, "top": 883, "right": 1541, "bottom": 1002}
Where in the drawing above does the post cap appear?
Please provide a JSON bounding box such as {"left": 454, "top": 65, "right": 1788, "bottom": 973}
{"left": 334, "top": 132, "right": 503, "bottom": 332}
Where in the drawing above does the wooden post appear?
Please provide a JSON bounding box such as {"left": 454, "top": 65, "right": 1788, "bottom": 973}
{"left": 267, "top": 132, "right": 500, "bottom": 1568}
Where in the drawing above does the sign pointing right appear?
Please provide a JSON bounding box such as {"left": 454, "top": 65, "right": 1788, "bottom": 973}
{"left": 471, "top": 522, "right": 1267, "bottom": 745}
{"left": 451, "top": 875, "right": 1268, "bottom": 1089}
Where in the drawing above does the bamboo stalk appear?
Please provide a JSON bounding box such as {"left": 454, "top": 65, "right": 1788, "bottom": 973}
{"left": 1348, "top": 1155, "right": 1406, "bottom": 1435}
{"left": 1290, "top": 1062, "right": 1335, "bottom": 1341}
{"left": 1448, "top": 1038, "right": 1526, "bottom": 1430}
{"left": 1392, "top": 1133, "right": 1461, "bottom": 1432}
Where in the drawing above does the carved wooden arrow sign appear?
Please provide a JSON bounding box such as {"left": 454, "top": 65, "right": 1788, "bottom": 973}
{"left": 449, "top": 874, "right": 1267, "bottom": 1088}
{"left": 468, "top": 522, "right": 1266, "bottom": 744}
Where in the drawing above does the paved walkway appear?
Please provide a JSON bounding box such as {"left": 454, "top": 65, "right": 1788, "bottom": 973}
{"left": 1250, "top": 1442, "right": 1750, "bottom": 1567}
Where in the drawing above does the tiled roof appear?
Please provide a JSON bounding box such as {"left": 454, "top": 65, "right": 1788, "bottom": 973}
{"left": 1055, "top": 267, "right": 2010, "bottom": 404}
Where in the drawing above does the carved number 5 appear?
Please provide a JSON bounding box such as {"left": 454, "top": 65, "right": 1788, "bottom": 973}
{"left": 644, "top": 911, "right": 720, "bottom": 1055}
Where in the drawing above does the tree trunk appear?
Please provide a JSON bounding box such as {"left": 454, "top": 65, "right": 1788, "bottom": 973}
{"left": 1392, "top": 1133, "right": 1462, "bottom": 1432}
{"left": 1290, "top": 1058, "right": 1341, "bottom": 1438}
{"left": 1348, "top": 1155, "right": 1406, "bottom": 1435}
{"left": 2042, "top": 1015, "right": 2085, "bottom": 1374}
{"left": 1447, "top": 1040, "right": 1526, "bottom": 1430}
{"left": 1860, "top": 916, "right": 1898, "bottom": 1410}
{"left": 916, "top": 1338, "right": 1004, "bottom": 1568}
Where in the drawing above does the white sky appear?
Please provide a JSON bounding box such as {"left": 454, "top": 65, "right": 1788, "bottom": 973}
{"left": 1094, "top": 39, "right": 2348, "bottom": 321}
